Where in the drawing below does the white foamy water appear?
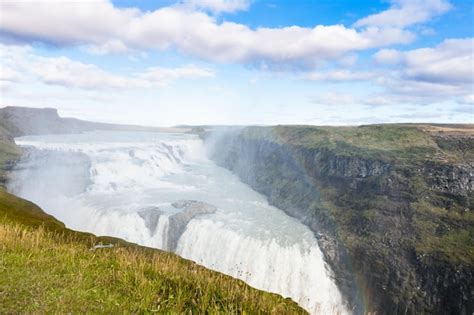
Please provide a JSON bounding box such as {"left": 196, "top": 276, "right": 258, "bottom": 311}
{"left": 9, "top": 130, "right": 348, "bottom": 314}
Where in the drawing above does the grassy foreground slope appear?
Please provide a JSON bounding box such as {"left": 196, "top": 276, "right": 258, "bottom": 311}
{"left": 0, "top": 118, "right": 305, "bottom": 314}
{"left": 0, "top": 198, "right": 303, "bottom": 314}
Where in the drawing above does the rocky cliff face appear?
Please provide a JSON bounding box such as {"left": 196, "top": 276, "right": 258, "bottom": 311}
{"left": 0, "top": 106, "right": 84, "bottom": 136}
{"left": 424, "top": 162, "right": 473, "bottom": 201}
{"left": 205, "top": 126, "right": 473, "bottom": 315}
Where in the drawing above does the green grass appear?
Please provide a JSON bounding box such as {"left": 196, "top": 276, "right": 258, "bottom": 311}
{"left": 241, "top": 124, "right": 459, "bottom": 164}
{"left": 0, "top": 190, "right": 305, "bottom": 314}
{"left": 274, "top": 125, "right": 435, "bottom": 150}
{"left": 410, "top": 200, "right": 474, "bottom": 265}
{"left": 0, "top": 188, "right": 130, "bottom": 246}
{"left": 413, "top": 218, "right": 474, "bottom": 265}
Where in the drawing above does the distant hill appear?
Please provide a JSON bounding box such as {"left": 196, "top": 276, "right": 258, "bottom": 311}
{"left": 0, "top": 106, "right": 189, "bottom": 137}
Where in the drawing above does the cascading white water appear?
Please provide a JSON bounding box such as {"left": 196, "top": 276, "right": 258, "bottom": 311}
{"left": 9, "top": 130, "right": 349, "bottom": 314}
{"left": 177, "top": 219, "right": 345, "bottom": 314}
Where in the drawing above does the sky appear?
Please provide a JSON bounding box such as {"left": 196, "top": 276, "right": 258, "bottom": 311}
{"left": 0, "top": 0, "right": 473, "bottom": 126}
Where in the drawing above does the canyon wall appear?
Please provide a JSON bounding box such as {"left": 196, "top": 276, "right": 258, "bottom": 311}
{"left": 205, "top": 126, "right": 473, "bottom": 314}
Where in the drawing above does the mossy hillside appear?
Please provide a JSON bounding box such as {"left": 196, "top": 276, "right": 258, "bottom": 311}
{"left": 411, "top": 200, "right": 474, "bottom": 265}
{"left": 0, "top": 124, "right": 21, "bottom": 184}
{"left": 320, "top": 175, "right": 474, "bottom": 266}
{"left": 210, "top": 124, "right": 474, "bottom": 313}
{"left": 0, "top": 188, "right": 132, "bottom": 246}
{"left": 238, "top": 124, "right": 474, "bottom": 265}
{"left": 241, "top": 124, "right": 468, "bottom": 165}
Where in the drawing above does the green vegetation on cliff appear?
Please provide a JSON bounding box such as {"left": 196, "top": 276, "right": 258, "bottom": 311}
{"left": 209, "top": 123, "right": 473, "bottom": 314}
{"left": 243, "top": 124, "right": 471, "bottom": 164}
{"left": 0, "top": 122, "right": 21, "bottom": 184}
{"left": 240, "top": 124, "right": 474, "bottom": 264}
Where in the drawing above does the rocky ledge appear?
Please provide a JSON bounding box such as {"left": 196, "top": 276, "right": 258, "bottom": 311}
{"left": 139, "top": 200, "right": 217, "bottom": 251}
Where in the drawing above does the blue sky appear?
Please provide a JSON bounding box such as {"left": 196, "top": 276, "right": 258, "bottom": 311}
{"left": 0, "top": 0, "right": 472, "bottom": 126}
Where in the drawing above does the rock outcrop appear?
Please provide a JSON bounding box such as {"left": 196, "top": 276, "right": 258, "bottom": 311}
{"left": 168, "top": 200, "right": 217, "bottom": 250}
{"left": 139, "top": 200, "right": 217, "bottom": 251}
{"left": 138, "top": 206, "right": 163, "bottom": 235}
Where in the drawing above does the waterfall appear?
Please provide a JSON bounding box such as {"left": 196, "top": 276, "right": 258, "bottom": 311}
{"left": 9, "top": 130, "right": 349, "bottom": 314}
{"left": 177, "top": 218, "right": 347, "bottom": 314}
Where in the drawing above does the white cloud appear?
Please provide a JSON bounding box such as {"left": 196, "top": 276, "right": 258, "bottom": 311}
{"left": 337, "top": 54, "right": 358, "bottom": 67}
{"left": 364, "top": 38, "right": 474, "bottom": 107}
{"left": 309, "top": 38, "right": 473, "bottom": 107}
{"left": 81, "top": 40, "right": 131, "bottom": 55}
{"left": 131, "top": 8, "right": 413, "bottom": 68}
{"left": 402, "top": 38, "right": 473, "bottom": 84}
{"left": 311, "top": 92, "right": 356, "bottom": 106}
{"left": 182, "top": 0, "right": 251, "bottom": 13}
{"left": 375, "top": 38, "right": 474, "bottom": 85}
{"left": 30, "top": 56, "right": 144, "bottom": 90}
{"left": 0, "top": 1, "right": 466, "bottom": 123}
{"left": 354, "top": 0, "right": 452, "bottom": 28}
{"left": 303, "top": 70, "right": 375, "bottom": 81}
{"left": 0, "top": 44, "right": 215, "bottom": 90}
{"left": 459, "top": 94, "right": 474, "bottom": 105}
{"left": 362, "top": 81, "right": 466, "bottom": 106}
{"left": 0, "top": 1, "right": 137, "bottom": 45}
{"left": 373, "top": 49, "right": 402, "bottom": 64}
{"left": 0, "top": 1, "right": 414, "bottom": 69}
{"left": 139, "top": 65, "right": 215, "bottom": 86}
{"left": 0, "top": 64, "right": 22, "bottom": 82}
